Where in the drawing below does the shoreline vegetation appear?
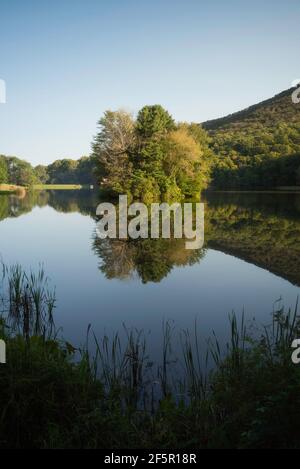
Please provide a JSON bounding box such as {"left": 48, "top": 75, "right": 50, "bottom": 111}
{"left": 0, "top": 87, "right": 299, "bottom": 196}
{"left": 0, "top": 263, "right": 300, "bottom": 449}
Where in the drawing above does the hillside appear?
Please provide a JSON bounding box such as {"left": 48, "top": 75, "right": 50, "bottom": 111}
{"left": 203, "top": 88, "right": 300, "bottom": 188}
{"left": 203, "top": 87, "right": 300, "bottom": 131}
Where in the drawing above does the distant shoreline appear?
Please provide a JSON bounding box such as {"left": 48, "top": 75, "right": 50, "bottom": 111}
{"left": 1, "top": 184, "right": 300, "bottom": 196}
{"left": 0, "top": 184, "right": 25, "bottom": 195}
{"left": 0, "top": 184, "right": 89, "bottom": 194}
{"left": 205, "top": 187, "right": 300, "bottom": 194}
{"left": 31, "top": 184, "right": 85, "bottom": 190}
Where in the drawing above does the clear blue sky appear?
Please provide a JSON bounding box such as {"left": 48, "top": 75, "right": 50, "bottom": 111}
{"left": 0, "top": 0, "right": 299, "bottom": 166}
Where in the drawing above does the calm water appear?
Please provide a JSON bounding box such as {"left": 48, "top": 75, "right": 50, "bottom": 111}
{"left": 0, "top": 190, "right": 299, "bottom": 358}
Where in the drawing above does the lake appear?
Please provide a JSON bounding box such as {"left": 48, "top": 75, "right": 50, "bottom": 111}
{"left": 0, "top": 190, "right": 299, "bottom": 362}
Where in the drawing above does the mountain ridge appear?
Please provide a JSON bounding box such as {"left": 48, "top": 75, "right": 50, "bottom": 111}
{"left": 202, "top": 87, "right": 299, "bottom": 131}
{"left": 204, "top": 87, "right": 300, "bottom": 188}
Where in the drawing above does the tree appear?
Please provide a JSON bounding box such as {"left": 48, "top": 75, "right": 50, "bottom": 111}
{"left": 163, "top": 126, "right": 211, "bottom": 197}
{"left": 7, "top": 157, "right": 37, "bottom": 186}
{"left": 0, "top": 156, "right": 8, "bottom": 183}
{"left": 136, "top": 105, "right": 175, "bottom": 138}
{"left": 76, "top": 156, "right": 97, "bottom": 184}
{"left": 47, "top": 159, "right": 78, "bottom": 184}
{"left": 34, "top": 165, "right": 48, "bottom": 184}
{"left": 163, "top": 127, "right": 201, "bottom": 178}
{"left": 92, "top": 106, "right": 213, "bottom": 201}
{"left": 92, "top": 110, "right": 136, "bottom": 195}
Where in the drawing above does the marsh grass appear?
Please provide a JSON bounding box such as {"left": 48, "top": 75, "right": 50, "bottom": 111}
{"left": 0, "top": 263, "right": 300, "bottom": 448}
{"left": 0, "top": 263, "right": 56, "bottom": 339}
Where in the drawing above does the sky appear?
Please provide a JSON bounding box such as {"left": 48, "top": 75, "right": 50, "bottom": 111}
{"left": 0, "top": 0, "right": 299, "bottom": 166}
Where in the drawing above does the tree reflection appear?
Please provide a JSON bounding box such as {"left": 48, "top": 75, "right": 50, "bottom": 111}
{"left": 93, "top": 235, "right": 206, "bottom": 283}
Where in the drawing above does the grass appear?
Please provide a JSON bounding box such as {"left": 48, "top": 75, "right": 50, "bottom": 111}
{"left": 0, "top": 184, "right": 26, "bottom": 195}
{"left": 31, "top": 184, "right": 84, "bottom": 190}
{"left": 0, "top": 264, "right": 300, "bottom": 448}
{"left": 0, "top": 184, "right": 91, "bottom": 193}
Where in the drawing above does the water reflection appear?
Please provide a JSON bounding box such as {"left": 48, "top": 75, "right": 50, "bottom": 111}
{"left": 203, "top": 192, "right": 300, "bottom": 286}
{"left": 93, "top": 237, "right": 205, "bottom": 283}
{"left": 0, "top": 190, "right": 300, "bottom": 285}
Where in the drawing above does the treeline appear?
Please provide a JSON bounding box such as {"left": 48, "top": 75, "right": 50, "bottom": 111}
{"left": 36, "top": 156, "right": 97, "bottom": 185}
{"left": 1, "top": 88, "right": 300, "bottom": 191}
{"left": 0, "top": 154, "right": 97, "bottom": 187}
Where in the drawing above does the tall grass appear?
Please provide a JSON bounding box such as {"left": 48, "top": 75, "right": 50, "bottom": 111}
{"left": 85, "top": 299, "right": 300, "bottom": 414}
{"left": 0, "top": 262, "right": 56, "bottom": 339}
{"left": 0, "top": 263, "right": 300, "bottom": 448}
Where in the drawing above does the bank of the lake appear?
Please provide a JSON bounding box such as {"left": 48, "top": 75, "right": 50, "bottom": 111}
{"left": 32, "top": 184, "right": 85, "bottom": 190}
{"left": 0, "top": 302, "right": 299, "bottom": 449}
{"left": 0, "top": 184, "right": 25, "bottom": 195}
{"left": 0, "top": 184, "right": 87, "bottom": 195}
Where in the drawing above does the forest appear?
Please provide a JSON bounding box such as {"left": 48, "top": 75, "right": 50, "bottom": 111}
{"left": 1, "top": 87, "right": 299, "bottom": 192}
{"left": 204, "top": 87, "right": 300, "bottom": 188}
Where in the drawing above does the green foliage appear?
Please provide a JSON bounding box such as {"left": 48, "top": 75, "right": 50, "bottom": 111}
{"left": 93, "top": 107, "right": 213, "bottom": 201}
{"left": 34, "top": 165, "right": 48, "bottom": 184}
{"left": 130, "top": 171, "right": 161, "bottom": 204}
{"left": 136, "top": 105, "right": 175, "bottom": 138}
{"left": 204, "top": 88, "right": 300, "bottom": 188}
{"left": 46, "top": 157, "right": 96, "bottom": 185}
{"left": 0, "top": 155, "right": 96, "bottom": 187}
{"left": 76, "top": 156, "right": 97, "bottom": 184}
{"left": 47, "top": 159, "right": 78, "bottom": 184}
{"left": 5, "top": 156, "right": 38, "bottom": 186}
{"left": 0, "top": 156, "right": 8, "bottom": 183}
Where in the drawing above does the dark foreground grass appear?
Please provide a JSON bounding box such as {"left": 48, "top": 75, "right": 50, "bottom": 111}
{"left": 0, "top": 264, "right": 300, "bottom": 449}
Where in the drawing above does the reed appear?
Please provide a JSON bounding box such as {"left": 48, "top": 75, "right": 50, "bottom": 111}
{"left": 0, "top": 262, "right": 56, "bottom": 339}
{"left": 0, "top": 263, "right": 300, "bottom": 448}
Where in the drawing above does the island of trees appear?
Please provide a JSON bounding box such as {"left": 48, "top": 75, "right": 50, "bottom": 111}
{"left": 92, "top": 105, "right": 212, "bottom": 202}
